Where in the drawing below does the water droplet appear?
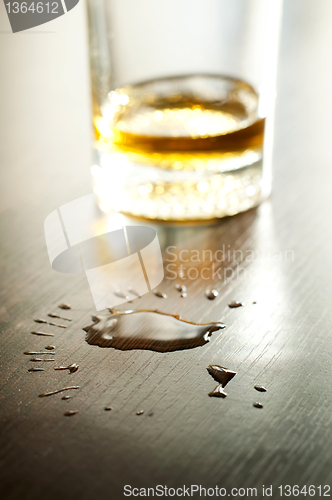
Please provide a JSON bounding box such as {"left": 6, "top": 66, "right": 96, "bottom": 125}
{"left": 59, "top": 304, "right": 71, "bottom": 309}
{"left": 34, "top": 318, "right": 66, "bottom": 328}
{"left": 45, "top": 345, "right": 55, "bottom": 350}
{"left": 254, "top": 385, "right": 267, "bottom": 393}
{"left": 64, "top": 410, "right": 78, "bottom": 416}
{"left": 228, "top": 300, "right": 244, "bottom": 308}
{"left": 48, "top": 313, "right": 71, "bottom": 321}
{"left": 31, "top": 331, "right": 54, "bottom": 337}
{"left": 206, "top": 289, "right": 218, "bottom": 300}
{"left": 54, "top": 363, "right": 79, "bottom": 374}
{"left": 28, "top": 368, "right": 45, "bottom": 372}
{"left": 208, "top": 384, "right": 228, "bottom": 398}
{"left": 114, "top": 290, "right": 131, "bottom": 301}
{"left": 175, "top": 284, "right": 186, "bottom": 293}
{"left": 136, "top": 410, "right": 144, "bottom": 415}
{"left": 207, "top": 365, "right": 236, "bottom": 386}
{"left": 38, "top": 386, "right": 80, "bottom": 398}
{"left": 128, "top": 287, "right": 141, "bottom": 298}
{"left": 24, "top": 351, "right": 55, "bottom": 355}
{"left": 180, "top": 292, "right": 187, "bottom": 298}
{"left": 30, "top": 358, "right": 54, "bottom": 362}
{"left": 253, "top": 402, "right": 263, "bottom": 409}
{"left": 153, "top": 290, "right": 167, "bottom": 299}
{"left": 62, "top": 395, "right": 71, "bottom": 400}
{"left": 105, "top": 406, "right": 112, "bottom": 411}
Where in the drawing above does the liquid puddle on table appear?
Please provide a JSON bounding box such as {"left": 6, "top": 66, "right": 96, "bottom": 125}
{"left": 84, "top": 309, "right": 225, "bottom": 352}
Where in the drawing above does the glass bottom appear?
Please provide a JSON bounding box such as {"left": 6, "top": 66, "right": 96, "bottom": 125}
{"left": 92, "top": 148, "right": 264, "bottom": 221}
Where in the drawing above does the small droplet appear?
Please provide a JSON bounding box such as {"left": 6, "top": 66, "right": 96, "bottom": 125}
{"left": 39, "top": 386, "right": 80, "bottom": 398}
{"left": 254, "top": 385, "right": 267, "bottom": 393}
{"left": 114, "top": 290, "right": 131, "bottom": 301}
{"left": 31, "top": 331, "right": 54, "bottom": 337}
{"left": 68, "top": 363, "right": 79, "bottom": 373}
{"left": 153, "top": 290, "right": 167, "bottom": 299}
{"left": 206, "top": 289, "right": 218, "bottom": 300}
{"left": 209, "top": 384, "right": 228, "bottom": 398}
{"left": 59, "top": 304, "right": 71, "bottom": 309}
{"left": 54, "top": 363, "right": 79, "bottom": 373}
{"left": 48, "top": 313, "right": 71, "bottom": 321}
{"left": 175, "top": 284, "right": 186, "bottom": 293}
{"left": 207, "top": 365, "right": 236, "bottom": 387}
{"left": 64, "top": 410, "right": 78, "bottom": 416}
{"left": 28, "top": 368, "right": 45, "bottom": 372}
{"left": 252, "top": 301, "right": 257, "bottom": 304}
{"left": 34, "top": 318, "right": 66, "bottom": 328}
{"left": 30, "top": 358, "right": 54, "bottom": 362}
{"left": 62, "top": 395, "right": 71, "bottom": 400}
{"left": 128, "top": 287, "right": 141, "bottom": 298}
{"left": 253, "top": 402, "right": 263, "bottom": 409}
{"left": 104, "top": 406, "right": 112, "bottom": 411}
{"left": 207, "top": 365, "right": 237, "bottom": 398}
{"left": 180, "top": 292, "right": 187, "bottom": 298}
{"left": 136, "top": 410, "right": 144, "bottom": 415}
{"left": 24, "top": 351, "right": 55, "bottom": 355}
{"left": 228, "top": 300, "right": 244, "bottom": 308}
{"left": 45, "top": 345, "right": 55, "bottom": 350}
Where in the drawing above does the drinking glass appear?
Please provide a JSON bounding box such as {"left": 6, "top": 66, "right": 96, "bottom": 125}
{"left": 87, "top": 0, "right": 283, "bottom": 221}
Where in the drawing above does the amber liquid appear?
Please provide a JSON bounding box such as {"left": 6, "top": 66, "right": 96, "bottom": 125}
{"left": 92, "top": 75, "right": 265, "bottom": 220}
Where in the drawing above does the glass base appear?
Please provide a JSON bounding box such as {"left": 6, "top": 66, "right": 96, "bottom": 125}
{"left": 92, "top": 147, "right": 264, "bottom": 221}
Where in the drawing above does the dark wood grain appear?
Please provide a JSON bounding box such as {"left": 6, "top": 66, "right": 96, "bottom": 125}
{"left": 1, "top": 1, "right": 332, "bottom": 499}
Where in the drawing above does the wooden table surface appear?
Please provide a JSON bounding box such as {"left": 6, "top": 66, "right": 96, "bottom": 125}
{"left": 1, "top": 1, "right": 332, "bottom": 499}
